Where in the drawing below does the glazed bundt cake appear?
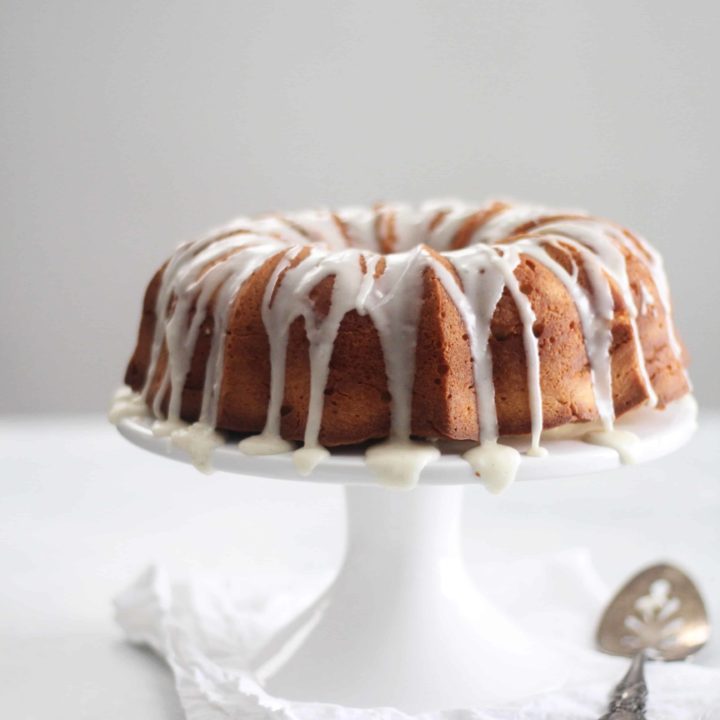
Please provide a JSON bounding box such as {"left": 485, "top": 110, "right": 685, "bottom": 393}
{"left": 113, "top": 200, "right": 690, "bottom": 488}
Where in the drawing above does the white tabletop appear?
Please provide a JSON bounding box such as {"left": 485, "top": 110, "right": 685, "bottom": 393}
{"left": 2, "top": 412, "right": 720, "bottom": 719}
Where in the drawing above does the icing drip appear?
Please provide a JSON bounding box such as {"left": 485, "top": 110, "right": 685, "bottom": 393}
{"left": 516, "top": 239, "right": 616, "bottom": 429}
{"left": 627, "top": 230, "right": 692, "bottom": 390}
{"left": 293, "top": 250, "right": 369, "bottom": 470}
{"left": 462, "top": 442, "right": 522, "bottom": 494}
{"left": 198, "top": 247, "right": 281, "bottom": 427}
{"left": 583, "top": 428, "right": 640, "bottom": 464}
{"left": 427, "top": 248, "right": 504, "bottom": 444}
{"left": 151, "top": 418, "right": 186, "bottom": 437}
{"left": 166, "top": 421, "right": 224, "bottom": 473}
{"left": 362, "top": 247, "right": 428, "bottom": 440}
{"left": 425, "top": 248, "right": 529, "bottom": 488}
{"left": 365, "top": 440, "right": 441, "bottom": 488}
{"left": 533, "top": 220, "right": 658, "bottom": 407}
{"left": 148, "top": 417, "right": 223, "bottom": 472}
{"left": 122, "top": 199, "right": 686, "bottom": 485}
{"left": 257, "top": 247, "right": 309, "bottom": 442}
{"left": 542, "top": 421, "right": 604, "bottom": 440}
{"left": 108, "top": 386, "right": 148, "bottom": 424}
{"left": 496, "top": 247, "right": 546, "bottom": 455}
{"left": 239, "top": 434, "right": 294, "bottom": 455}
{"left": 293, "top": 445, "right": 331, "bottom": 476}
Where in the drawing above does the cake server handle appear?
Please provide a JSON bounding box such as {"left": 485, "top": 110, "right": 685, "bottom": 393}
{"left": 598, "top": 651, "right": 647, "bottom": 720}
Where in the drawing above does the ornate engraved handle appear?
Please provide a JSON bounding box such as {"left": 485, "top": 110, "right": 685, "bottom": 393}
{"left": 599, "top": 651, "right": 647, "bottom": 720}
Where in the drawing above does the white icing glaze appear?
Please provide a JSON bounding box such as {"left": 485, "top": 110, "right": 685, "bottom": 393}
{"left": 108, "top": 386, "right": 148, "bottom": 424}
{"left": 532, "top": 219, "right": 659, "bottom": 407}
{"left": 541, "top": 421, "right": 604, "bottom": 441}
{"left": 462, "top": 442, "right": 522, "bottom": 494}
{"left": 166, "top": 422, "right": 224, "bottom": 473}
{"left": 239, "top": 433, "right": 295, "bottom": 455}
{"left": 151, "top": 418, "right": 186, "bottom": 437}
{"left": 362, "top": 247, "right": 427, "bottom": 440}
{"left": 496, "top": 247, "right": 546, "bottom": 455}
{"left": 116, "top": 199, "right": 687, "bottom": 488}
{"left": 427, "top": 248, "right": 504, "bottom": 445}
{"left": 583, "top": 428, "right": 640, "bottom": 464}
{"left": 293, "top": 445, "right": 331, "bottom": 476}
{"left": 365, "top": 440, "right": 441, "bottom": 488}
{"left": 515, "top": 239, "right": 616, "bottom": 430}
{"left": 525, "top": 445, "right": 549, "bottom": 458}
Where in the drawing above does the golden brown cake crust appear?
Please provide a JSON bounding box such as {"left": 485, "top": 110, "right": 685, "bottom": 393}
{"left": 125, "top": 203, "right": 689, "bottom": 446}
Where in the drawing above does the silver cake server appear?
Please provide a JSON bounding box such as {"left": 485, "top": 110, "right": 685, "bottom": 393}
{"left": 595, "top": 562, "right": 710, "bottom": 719}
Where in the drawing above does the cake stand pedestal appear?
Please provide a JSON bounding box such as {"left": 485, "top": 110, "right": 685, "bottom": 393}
{"left": 117, "top": 397, "right": 696, "bottom": 713}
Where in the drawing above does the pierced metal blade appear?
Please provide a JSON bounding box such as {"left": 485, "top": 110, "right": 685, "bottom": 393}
{"left": 597, "top": 563, "right": 709, "bottom": 661}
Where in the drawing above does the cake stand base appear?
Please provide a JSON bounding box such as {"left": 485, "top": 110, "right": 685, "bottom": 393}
{"left": 254, "top": 484, "right": 566, "bottom": 711}
{"left": 117, "top": 396, "right": 697, "bottom": 712}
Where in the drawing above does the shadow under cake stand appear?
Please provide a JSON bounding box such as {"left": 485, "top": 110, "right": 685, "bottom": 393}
{"left": 117, "top": 397, "right": 696, "bottom": 713}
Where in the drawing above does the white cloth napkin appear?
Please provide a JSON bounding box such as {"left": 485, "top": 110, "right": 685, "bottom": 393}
{"left": 115, "top": 550, "right": 720, "bottom": 719}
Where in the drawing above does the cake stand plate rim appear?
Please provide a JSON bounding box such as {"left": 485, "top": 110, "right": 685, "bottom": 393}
{"left": 115, "top": 395, "right": 697, "bottom": 485}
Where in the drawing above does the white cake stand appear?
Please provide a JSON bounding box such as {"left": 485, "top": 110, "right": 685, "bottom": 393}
{"left": 117, "top": 398, "right": 696, "bottom": 713}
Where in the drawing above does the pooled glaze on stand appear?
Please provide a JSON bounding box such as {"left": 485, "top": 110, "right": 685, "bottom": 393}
{"left": 112, "top": 200, "right": 689, "bottom": 490}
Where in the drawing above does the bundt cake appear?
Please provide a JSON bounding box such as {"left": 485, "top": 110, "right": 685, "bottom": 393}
{"left": 112, "top": 200, "right": 690, "bottom": 489}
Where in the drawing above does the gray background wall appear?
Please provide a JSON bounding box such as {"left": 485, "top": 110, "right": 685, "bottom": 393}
{"left": 1, "top": 0, "right": 718, "bottom": 413}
